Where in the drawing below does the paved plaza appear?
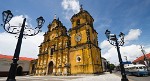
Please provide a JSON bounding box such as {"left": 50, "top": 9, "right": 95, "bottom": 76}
{"left": 0, "top": 72, "right": 134, "bottom": 81}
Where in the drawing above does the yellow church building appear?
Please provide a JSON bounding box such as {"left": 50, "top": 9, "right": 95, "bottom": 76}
{"left": 30, "top": 6, "right": 103, "bottom": 76}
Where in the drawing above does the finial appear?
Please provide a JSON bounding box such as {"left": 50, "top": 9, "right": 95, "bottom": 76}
{"left": 80, "top": 4, "right": 83, "bottom": 11}
{"left": 54, "top": 14, "right": 56, "bottom": 19}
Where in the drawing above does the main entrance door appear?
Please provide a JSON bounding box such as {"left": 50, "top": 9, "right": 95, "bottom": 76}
{"left": 48, "top": 61, "right": 53, "bottom": 74}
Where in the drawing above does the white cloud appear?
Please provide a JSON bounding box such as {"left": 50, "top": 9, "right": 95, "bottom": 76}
{"left": 145, "top": 48, "right": 150, "bottom": 53}
{"left": 61, "top": 0, "right": 80, "bottom": 13}
{"left": 61, "top": 0, "right": 80, "bottom": 20}
{"left": 8, "top": 15, "right": 33, "bottom": 28}
{"left": 125, "top": 29, "right": 142, "bottom": 41}
{"left": 100, "top": 40, "right": 112, "bottom": 49}
{"left": 9, "top": 15, "right": 25, "bottom": 26}
{"left": 0, "top": 32, "right": 44, "bottom": 58}
{"left": 120, "top": 45, "right": 142, "bottom": 60}
{"left": 102, "top": 47, "right": 117, "bottom": 60}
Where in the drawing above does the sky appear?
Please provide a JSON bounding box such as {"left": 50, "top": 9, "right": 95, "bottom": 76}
{"left": 0, "top": 0, "right": 150, "bottom": 64}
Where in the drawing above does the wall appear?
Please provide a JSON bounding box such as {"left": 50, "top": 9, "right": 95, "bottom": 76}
{"left": 0, "top": 58, "right": 31, "bottom": 77}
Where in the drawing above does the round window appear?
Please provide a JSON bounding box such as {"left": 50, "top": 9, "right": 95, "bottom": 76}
{"left": 76, "top": 56, "right": 81, "bottom": 62}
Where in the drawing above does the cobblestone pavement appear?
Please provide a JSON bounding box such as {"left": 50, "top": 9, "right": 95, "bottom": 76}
{"left": 0, "top": 72, "right": 134, "bottom": 81}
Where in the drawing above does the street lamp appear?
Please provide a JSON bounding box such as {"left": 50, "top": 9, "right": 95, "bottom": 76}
{"left": 140, "top": 45, "right": 149, "bottom": 70}
{"left": 124, "top": 56, "right": 129, "bottom": 66}
{"left": 124, "top": 56, "right": 128, "bottom": 62}
{"left": 105, "top": 29, "right": 128, "bottom": 81}
{"left": 2, "top": 10, "right": 45, "bottom": 81}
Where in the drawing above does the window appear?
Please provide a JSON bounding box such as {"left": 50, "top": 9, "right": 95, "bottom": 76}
{"left": 51, "top": 48, "right": 54, "bottom": 55}
{"left": 139, "top": 67, "right": 143, "bottom": 69}
{"left": 45, "top": 48, "right": 47, "bottom": 51}
{"left": 65, "top": 41, "right": 68, "bottom": 47}
{"left": 55, "top": 44, "right": 57, "bottom": 50}
{"left": 59, "top": 42, "right": 62, "bottom": 48}
{"left": 76, "top": 19, "right": 80, "bottom": 25}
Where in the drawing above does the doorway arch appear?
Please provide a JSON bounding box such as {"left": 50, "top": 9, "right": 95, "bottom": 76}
{"left": 16, "top": 66, "right": 23, "bottom": 76}
{"left": 31, "top": 64, "right": 35, "bottom": 74}
{"left": 48, "top": 61, "right": 53, "bottom": 74}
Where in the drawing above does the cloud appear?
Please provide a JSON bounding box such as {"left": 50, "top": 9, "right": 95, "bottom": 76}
{"left": 100, "top": 40, "right": 112, "bottom": 49}
{"left": 0, "top": 32, "right": 44, "bottom": 58}
{"left": 61, "top": 0, "right": 80, "bottom": 20}
{"left": 121, "top": 45, "right": 142, "bottom": 60}
{"left": 125, "top": 29, "right": 142, "bottom": 41}
{"left": 100, "top": 29, "right": 150, "bottom": 64}
{"left": 8, "top": 15, "right": 26, "bottom": 26}
{"left": 9, "top": 15, "right": 34, "bottom": 28}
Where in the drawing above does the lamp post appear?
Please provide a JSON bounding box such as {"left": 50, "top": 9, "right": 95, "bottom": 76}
{"left": 140, "top": 45, "right": 149, "bottom": 71}
{"left": 124, "top": 56, "right": 129, "bottom": 66}
{"left": 105, "top": 29, "right": 128, "bottom": 81}
{"left": 124, "top": 56, "right": 127, "bottom": 62}
{"left": 2, "top": 10, "right": 45, "bottom": 81}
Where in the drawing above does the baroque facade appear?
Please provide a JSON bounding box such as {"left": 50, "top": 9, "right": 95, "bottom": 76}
{"left": 30, "top": 7, "right": 103, "bottom": 76}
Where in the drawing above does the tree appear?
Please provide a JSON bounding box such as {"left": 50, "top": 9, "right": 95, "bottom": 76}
{"left": 109, "top": 63, "right": 115, "bottom": 70}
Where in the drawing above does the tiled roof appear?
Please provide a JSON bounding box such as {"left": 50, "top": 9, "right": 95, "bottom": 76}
{"left": 0, "top": 54, "right": 34, "bottom": 61}
{"left": 133, "top": 53, "right": 150, "bottom": 63}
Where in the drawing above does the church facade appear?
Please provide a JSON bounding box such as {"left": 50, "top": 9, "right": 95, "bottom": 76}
{"left": 30, "top": 7, "right": 103, "bottom": 76}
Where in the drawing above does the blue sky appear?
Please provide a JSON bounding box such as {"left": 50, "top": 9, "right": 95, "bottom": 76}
{"left": 0, "top": 0, "right": 150, "bottom": 64}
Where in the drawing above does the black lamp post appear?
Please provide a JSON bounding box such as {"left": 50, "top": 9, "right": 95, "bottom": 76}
{"left": 105, "top": 29, "right": 128, "bottom": 81}
{"left": 2, "top": 10, "right": 45, "bottom": 81}
{"left": 124, "top": 56, "right": 129, "bottom": 66}
{"left": 140, "top": 45, "right": 149, "bottom": 71}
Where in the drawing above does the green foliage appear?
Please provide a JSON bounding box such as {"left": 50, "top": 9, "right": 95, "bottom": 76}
{"left": 109, "top": 63, "right": 115, "bottom": 70}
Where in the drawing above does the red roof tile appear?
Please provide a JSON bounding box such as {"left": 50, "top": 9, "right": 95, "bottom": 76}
{"left": 0, "top": 54, "right": 35, "bottom": 61}
{"left": 133, "top": 53, "right": 150, "bottom": 63}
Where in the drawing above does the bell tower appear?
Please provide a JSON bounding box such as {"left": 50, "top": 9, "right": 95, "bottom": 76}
{"left": 69, "top": 6, "right": 103, "bottom": 74}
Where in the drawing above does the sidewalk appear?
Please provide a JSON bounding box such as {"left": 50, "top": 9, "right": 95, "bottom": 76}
{"left": 66, "top": 72, "right": 133, "bottom": 81}
{"left": 0, "top": 72, "right": 134, "bottom": 81}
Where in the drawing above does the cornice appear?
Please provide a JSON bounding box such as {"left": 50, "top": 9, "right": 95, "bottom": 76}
{"left": 68, "top": 23, "right": 98, "bottom": 34}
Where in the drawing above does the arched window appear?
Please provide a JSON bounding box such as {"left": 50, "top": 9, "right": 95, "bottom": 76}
{"left": 51, "top": 48, "right": 54, "bottom": 55}
{"left": 76, "top": 19, "right": 80, "bottom": 26}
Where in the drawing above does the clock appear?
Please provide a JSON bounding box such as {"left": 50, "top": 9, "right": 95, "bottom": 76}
{"left": 75, "top": 33, "right": 82, "bottom": 42}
